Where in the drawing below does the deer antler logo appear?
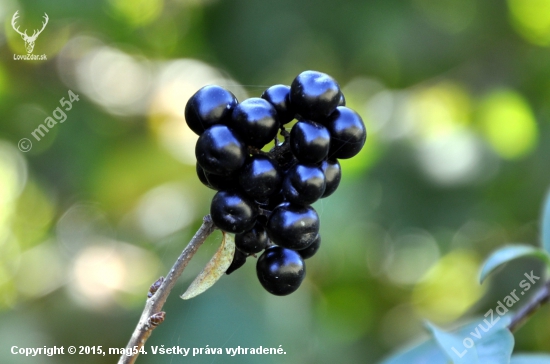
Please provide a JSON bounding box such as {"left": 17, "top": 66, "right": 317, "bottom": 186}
{"left": 11, "top": 11, "right": 49, "bottom": 54}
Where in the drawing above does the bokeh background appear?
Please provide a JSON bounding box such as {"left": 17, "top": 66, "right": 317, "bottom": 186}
{"left": 1, "top": 0, "right": 550, "bottom": 363}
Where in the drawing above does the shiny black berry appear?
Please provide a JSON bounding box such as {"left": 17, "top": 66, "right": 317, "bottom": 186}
{"left": 185, "top": 85, "right": 238, "bottom": 135}
{"left": 204, "top": 170, "right": 240, "bottom": 191}
{"left": 290, "top": 120, "right": 330, "bottom": 163}
{"left": 226, "top": 249, "right": 247, "bottom": 275}
{"left": 265, "top": 191, "right": 285, "bottom": 211}
{"left": 210, "top": 191, "right": 258, "bottom": 233}
{"left": 320, "top": 159, "right": 341, "bottom": 198}
{"left": 256, "top": 246, "right": 305, "bottom": 296}
{"left": 282, "top": 164, "right": 326, "bottom": 206}
{"left": 266, "top": 203, "right": 320, "bottom": 250}
{"left": 197, "top": 162, "right": 240, "bottom": 191}
{"left": 297, "top": 234, "right": 321, "bottom": 259}
{"left": 261, "top": 85, "right": 295, "bottom": 124}
{"left": 196, "top": 163, "right": 212, "bottom": 189}
{"left": 290, "top": 70, "right": 341, "bottom": 120}
{"left": 231, "top": 98, "right": 279, "bottom": 148}
{"left": 239, "top": 155, "right": 282, "bottom": 200}
{"left": 235, "top": 221, "right": 269, "bottom": 254}
{"left": 188, "top": 75, "right": 368, "bottom": 294}
{"left": 326, "top": 106, "right": 367, "bottom": 159}
{"left": 195, "top": 124, "right": 246, "bottom": 175}
{"left": 338, "top": 93, "right": 346, "bottom": 106}
{"left": 270, "top": 143, "right": 295, "bottom": 171}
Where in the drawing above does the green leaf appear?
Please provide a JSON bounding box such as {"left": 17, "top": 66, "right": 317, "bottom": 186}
{"left": 542, "top": 189, "right": 550, "bottom": 254}
{"left": 511, "top": 354, "right": 550, "bottom": 363}
{"left": 479, "top": 245, "right": 550, "bottom": 284}
{"left": 181, "top": 232, "right": 235, "bottom": 300}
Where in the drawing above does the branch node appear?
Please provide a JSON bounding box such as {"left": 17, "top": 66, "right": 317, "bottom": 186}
{"left": 148, "top": 312, "right": 166, "bottom": 328}
{"left": 118, "top": 215, "right": 216, "bottom": 364}
{"left": 147, "top": 277, "right": 164, "bottom": 298}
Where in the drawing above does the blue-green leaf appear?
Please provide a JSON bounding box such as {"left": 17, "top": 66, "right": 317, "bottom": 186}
{"left": 511, "top": 354, "right": 550, "bottom": 364}
{"left": 475, "top": 325, "right": 514, "bottom": 364}
{"left": 380, "top": 317, "right": 514, "bottom": 364}
{"left": 542, "top": 189, "right": 550, "bottom": 254}
{"left": 426, "top": 322, "right": 478, "bottom": 364}
{"left": 479, "top": 245, "right": 550, "bottom": 284}
{"left": 427, "top": 317, "right": 513, "bottom": 364}
{"left": 378, "top": 337, "right": 448, "bottom": 364}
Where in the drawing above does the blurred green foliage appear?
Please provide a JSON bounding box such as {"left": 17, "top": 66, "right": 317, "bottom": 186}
{"left": 1, "top": 0, "right": 550, "bottom": 363}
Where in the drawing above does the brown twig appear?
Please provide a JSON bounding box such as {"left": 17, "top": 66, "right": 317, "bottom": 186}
{"left": 118, "top": 215, "right": 217, "bottom": 364}
{"left": 508, "top": 280, "right": 550, "bottom": 332}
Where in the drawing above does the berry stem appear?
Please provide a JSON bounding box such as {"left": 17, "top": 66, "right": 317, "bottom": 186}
{"left": 247, "top": 145, "right": 267, "bottom": 156}
{"left": 508, "top": 279, "right": 550, "bottom": 332}
{"left": 258, "top": 207, "right": 272, "bottom": 216}
{"left": 279, "top": 127, "right": 290, "bottom": 141}
{"left": 118, "top": 215, "right": 217, "bottom": 364}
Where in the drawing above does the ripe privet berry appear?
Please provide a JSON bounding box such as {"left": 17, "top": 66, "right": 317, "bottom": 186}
{"left": 290, "top": 119, "right": 330, "bottom": 164}
{"left": 196, "top": 163, "right": 211, "bottom": 189}
{"left": 290, "top": 70, "right": 341, "bottom": 120}
{"left": 239, "top": 155, "right": 282, "bottom": 200}
{"left": 272, "top": 143, "right": 295, "bottom": 171}
{"left": 264, "top": 191, "right": 285, "bottom": 210}
{"left": 338, "top": 93, "right": 346, "bottom": 106}
{"left": 261, "top": 85, "right": 295, "bottom": 124}
{"left": 282, "top": 164, "right": 326, "bottom": 206}
{"left": 326, "top": 106, "right": 367, "bottom": 159}
{"left": 231, "top": 98, "right": 279, "bottom": 148}
{"left": 235, "top": 221, "right": 269, "bottom": 254}
{"left": 188, "top": 71, "right": 368, "bottom": 296}
{"left": 195, "top": 124, "right": 246, "bottom": 175}
{"left": 204, "top": 170, "right": 240, "bottom": 191}
{"left": 185, "top": 85, "right": 238, "bottom": 135}
{"left": 197, "top": 162, "right": 240, "bottom": 191}
{"left": 226, "top": 249, "right": 247, "bottom": 275}
{"left": 266, "top": 203, "right": 320, "bottom": 250}
{"left": 297, "top": 234, "right": 321, "bottom": 259}
{"left": 256, "top": 246, "right": 305, "bottom": 296}
{"left": 320, "top": 159, "right": 341, "bottom": 198}
{"left": 210, "top": 191, "right": 258, "bottom": 233}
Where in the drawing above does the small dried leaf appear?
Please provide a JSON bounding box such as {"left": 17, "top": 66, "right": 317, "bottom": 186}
{"left": 181, "top": 232, "right": 235, "bottom": 300}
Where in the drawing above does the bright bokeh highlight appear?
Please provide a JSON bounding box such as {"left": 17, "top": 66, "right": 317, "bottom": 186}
{"left": 508, "top": 0, "right": 550, "bottom": 46}
{"left": 107, "top": 0, "right": 164, "bottom": 27}
{"left": 477, "top": 89, "right": 538, "bottom": 159}
{"left": 413, "top": 251, "right": 485, "bottom": 323}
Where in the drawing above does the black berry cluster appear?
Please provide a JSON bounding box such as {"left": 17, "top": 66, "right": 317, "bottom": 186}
{"left": 186, "top": 70, "right": 367, "bottom": 296}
